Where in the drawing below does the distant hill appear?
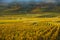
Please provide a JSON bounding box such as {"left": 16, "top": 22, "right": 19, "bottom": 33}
{"left": 0, "top": 2, "right": 60, "bottom": 15}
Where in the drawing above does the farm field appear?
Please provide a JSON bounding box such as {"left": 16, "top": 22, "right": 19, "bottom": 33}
{"left": 0, "top": 0, "right": 60, "bottom": 40}
{"left": 0, "top": 15, "right": 60, "bottom": 40}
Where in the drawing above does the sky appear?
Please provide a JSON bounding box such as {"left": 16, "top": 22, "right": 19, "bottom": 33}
{"left": 0, "top": 0, "right": 42, "bottom": 3}
{"left": 0, "top": 0, "right": 13, "bottom": 3}
{"left": 0, "top": 0, "right": 59, "bottom": 3}
{"left": 2, "top": 0, "right": 41, "bottom": 2}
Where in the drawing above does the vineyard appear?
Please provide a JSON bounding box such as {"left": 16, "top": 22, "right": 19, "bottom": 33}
{"left": 0, "top": 20, "right": 60, "bottom": 40}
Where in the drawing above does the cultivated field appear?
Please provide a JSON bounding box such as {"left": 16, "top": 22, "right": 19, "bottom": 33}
{"left": 0, "top": 13, "right": 60, "bottom": 40}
